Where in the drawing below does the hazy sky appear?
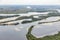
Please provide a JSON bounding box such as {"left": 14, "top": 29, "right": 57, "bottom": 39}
{"left": 0, "top": 0, "right": 60, "bottom": 5}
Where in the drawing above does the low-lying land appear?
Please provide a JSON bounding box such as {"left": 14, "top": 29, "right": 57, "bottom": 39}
{"left": 26, "top": 25, "right": 60, "bottom": 40}
{"left": 0, "top": 12, "right": 60, "bottom": 25}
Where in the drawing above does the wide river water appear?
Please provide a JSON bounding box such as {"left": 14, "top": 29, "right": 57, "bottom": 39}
{"left": 0, "top": 14, "right": 60, "bottom": 40}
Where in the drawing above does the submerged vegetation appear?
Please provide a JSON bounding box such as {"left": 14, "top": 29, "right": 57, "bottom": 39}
{"left": 0, "top": 15, "right": 19, "bottom": 19}
{"left": 1, "top": 12, "right": 60, "bottom": 25}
